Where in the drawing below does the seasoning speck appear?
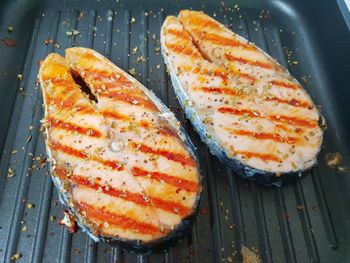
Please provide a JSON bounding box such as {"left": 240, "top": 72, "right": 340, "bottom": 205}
{"left": 128, "top": 68, "right": 136, "bottom": 76}
{"left": 338, "top": 166, "right": 349, "bottom": 173}
{"left": 130, "top": 17, "right": 136, "bottom": 23}
{"left": 10, "top": 253, "right": 22, "bottom": 261}
{"left": 7, "top": 26, "right": 14, "bottom": 33}
{"left": 26, "top": 203, "right": 34, "bottom": 209}
{"left": 296, "top": 205, "right": 305, "bottom": 210}
{"left": 7, "top": 167, "right": 15, "bottom": 178}
{"left": 72, "top": 29, "right": 80, "bottom": 36}
{"left": 26, "top": 134, "right": 32, "bottom": 142}
{"left": 131, "top": 46, "right": 138, "bottom": 54}
{"left": 136, "top": 56, "right": 145, "bottom": 63}
{"left": 325, "top": 152, "right": 342, "bottom": 168}
{"left": 241, "top": 246, "right": 261, "bottom": 263}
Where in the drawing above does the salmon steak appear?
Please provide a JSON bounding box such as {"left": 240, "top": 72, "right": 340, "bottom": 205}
{"left": 39, "top": 47, "right": 201, "bottom": 251}
{"left": 161, "top": 10, "right": 324, "bottom": 186}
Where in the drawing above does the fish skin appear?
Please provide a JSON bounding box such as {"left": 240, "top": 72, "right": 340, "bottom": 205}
{"left": 39, "top": 49, "right": 201, "bottom": 252}
{"left": 161, "top": 12, "right": 324, "bottom": 186}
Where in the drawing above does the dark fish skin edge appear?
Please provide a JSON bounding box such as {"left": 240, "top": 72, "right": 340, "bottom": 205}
{"left": 164, "top": 62, "right": 322, "bottom": 187}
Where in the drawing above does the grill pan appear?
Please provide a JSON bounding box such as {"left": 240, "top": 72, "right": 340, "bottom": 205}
{"left": 1, "top": 0, "right": 350, "bottom": 262}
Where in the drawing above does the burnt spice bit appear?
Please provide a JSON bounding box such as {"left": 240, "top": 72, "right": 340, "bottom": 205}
{"left": 1, "top": 38, "right": 16, "bottom": 47}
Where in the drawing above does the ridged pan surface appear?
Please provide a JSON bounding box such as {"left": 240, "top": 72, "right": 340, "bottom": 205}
{"left": 0, "top": 0, "right": 349, "bottom": 262}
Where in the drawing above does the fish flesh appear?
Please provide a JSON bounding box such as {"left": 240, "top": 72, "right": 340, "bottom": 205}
{"left": 39, "top": 47, "right": 201, "bottom": 251}
{"left": 160, "top": 11, "right": 324, "bottom": 186}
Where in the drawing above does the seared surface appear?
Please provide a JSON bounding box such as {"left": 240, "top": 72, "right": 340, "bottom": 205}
{"left": 39, "top": 48, "right": 200, "bottom": 243}
{"left": 161, "top": 11, "right": 323, "bottom": 174}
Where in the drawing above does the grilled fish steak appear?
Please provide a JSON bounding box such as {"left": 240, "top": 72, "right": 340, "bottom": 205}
{"left": 39, "top": 47, "right": 201, "bottom": 251}
{"left": 161, "top": 11, "right": 324, "bottom": 186}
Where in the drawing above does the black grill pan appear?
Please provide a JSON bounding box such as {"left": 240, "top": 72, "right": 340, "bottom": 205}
{"left": 0, "top": 0, "right": 350, "bottom": 262}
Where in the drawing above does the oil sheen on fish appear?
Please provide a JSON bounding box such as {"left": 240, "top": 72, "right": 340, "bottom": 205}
{"left": 39, "top": 47, "right": 201, "bottom": 251}
{"left": 160, "top": 10, "right": 324, "bottom": 186}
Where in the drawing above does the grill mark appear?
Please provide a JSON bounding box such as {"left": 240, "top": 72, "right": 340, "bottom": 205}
{"left": 224, "top": 128, "right": 298, "bottom": 144}
{"left": 132, "top": 167, "right": 199, "bottom": 192}
{"left": 72, "top": 175, "right": 148, "bottom": 205}
{"left": 195, "top": 87, "right": 310, "bottom": 109}
{"left": 166, "top": 28, "right": 192, "bottom": 41}
{"left": 166, "top": 43, "right": 201, "bottom": 58}
{"left": 97, "top": 90, "right": 158, "bottom": 111}
{"left": 101, "top": 111, "right": 178, "bottom": 139}
{"left": 225, "top": 53, "right": 274, "bottom": 69}
{"left": 43, "top": 78, "right": 76, "bottom": 88}
{"left": 83, "top": 70, "right": 132, "bottom": 86}
{"left": 213, "top": 70, "right": 229, "bottom": 83}
{"left": 192, "top": 29, "right": 255, "bottom": 50}
{"left": 91, "top": 80, "right": 134, "bottom": 90}
{"left": 151, "top": 198, "right": 191, "bottom": 217}
{"left": 49, "top": 118, "right": 102, "bottom": 137}
{"left": 77, "top": 201, "right": 160, "bottom": 235}
{"left": 55, "top": 167, "right": 191, "bottom": 217}
{"left": 269, "top": 80, "right": 300, "bottom": 90}
{"left": 195, "top": 86, "right": 239, "bottom": 96}
{"left": 46, "top": 96, "right": 94, "bottom": 113}
{"left": 237, "top": 72, "right": 256, "bottom": 82}
{"left": 81, "top": 51, "right": 100, "bottom": 61}
{"left": 225, "top": 66, "right": 257, "bottom": 82}
{"left": 43, "top": 80, "right": 95, "bottom": 113}
{"left": 132, "top": 143, "right": 196, "bottom": 167}
{"left": 184, "top": 14, "right": 220, "bottom": 30}
{"left": 76, "top": 54, "right": 134, "bottom": 88}
{"left": 235, "top": 151, "right": 281, "bottom": 163}
{"left": 218, "top": 107, "right": 318, "bottom": 128}
{"left": 51, "top": 142, "right": 124, "bottom": 171}
{"left": 49, "top": 101, "right": 175, "bottom": 139}
{"left": 101, "top": 110, "right": 130, "bottom": 121}
{"left": 266, "top": 97, "right": 312, "bottom": 109}
{"left": 179, "top": 65, "right": 230, "bottom": 83}
{"left": 157, "top": 126, "right": 178, "bottom": 137}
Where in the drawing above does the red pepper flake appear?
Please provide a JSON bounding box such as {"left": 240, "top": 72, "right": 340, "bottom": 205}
{"left": 281, "top": 212, "right": 289, "bottom": 220}
{"left": 186, "top": 246, "right": 196, "bottom": 259}
{"left": 1, "top": 38, "right": 17, "bottom": 47}
{"left": 200, "top": 207, "right": 209, "bottom": 216}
